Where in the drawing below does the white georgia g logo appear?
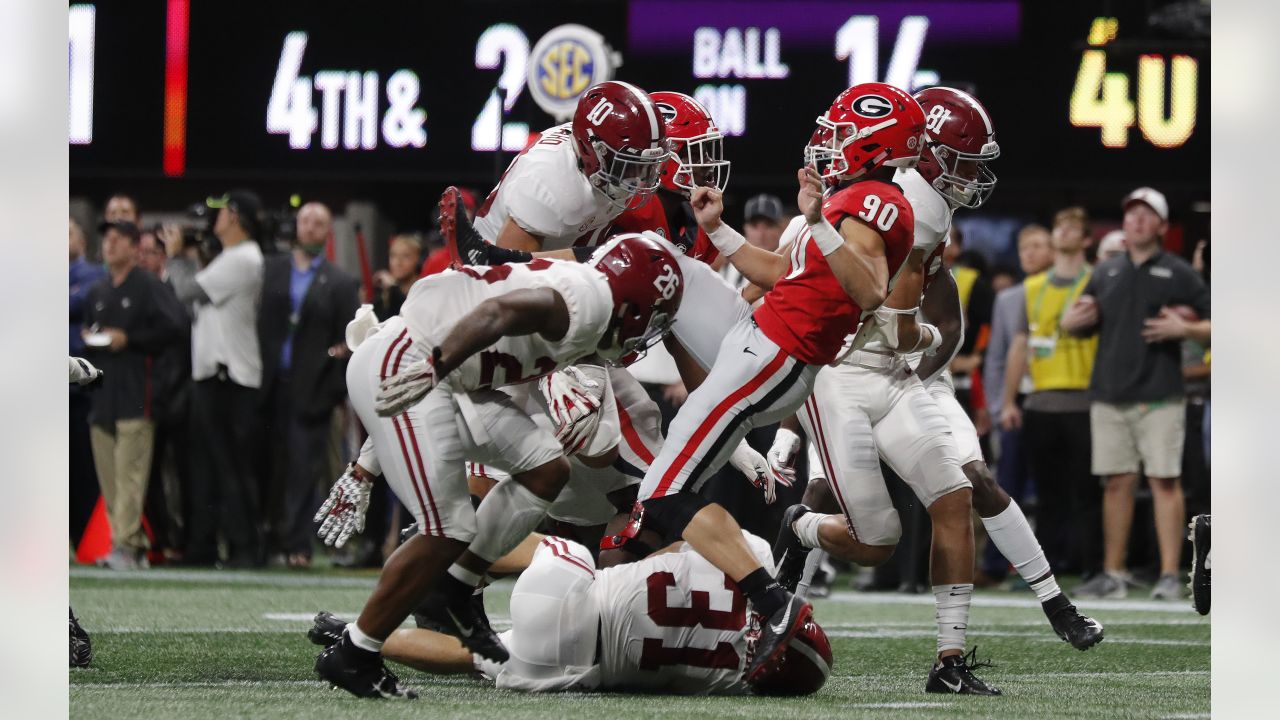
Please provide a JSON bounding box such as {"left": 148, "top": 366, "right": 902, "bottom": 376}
{"left": 653, "top": 263, "right": 679, "bottom": 301}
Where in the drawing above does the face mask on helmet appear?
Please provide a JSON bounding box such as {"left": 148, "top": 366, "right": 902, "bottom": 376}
{"left": 925, "top": 141, "right": 999, "bottom": 209}
{"left": 803, "top": 114, "right": 903, "bottom": 182}
{"left": 667, "top": 132, "right": 731, "bottom": 195}
{"left": 600, "top": 308, "right": 675, "bottom": 367}
{"left": 591, "top": 142, "right": 671, "bottom": 208}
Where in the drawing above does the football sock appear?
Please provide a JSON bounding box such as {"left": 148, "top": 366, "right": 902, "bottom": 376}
{"left": 346, "top": 623, "right": 384, "bottom": 653}
{"left": 793, "top": 512, "right": 827, "bottom": 550}
{"left": 933, "top": 583, "right": 973, "bottom": 656}
{"left": 982, "top": 501, "right": 1061, "bottom": 602}
{"left": 446, "top": 564, "right": 484, "bottom": 590}
{"left": 795, "top": 549, "right": 827, "bottom": 599}
{"left": 737, "top": 567, "right": 788, "bottom": 618}
{"left": 467, "top": 480, "right": 553, "bottom": 566}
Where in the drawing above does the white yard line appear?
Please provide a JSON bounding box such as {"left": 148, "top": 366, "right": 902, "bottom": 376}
{"left": 824, "top": 590, "right": 1199, "bottom": 614}
{"left": 69, "top": 566, "right": 378, "bottom": 588}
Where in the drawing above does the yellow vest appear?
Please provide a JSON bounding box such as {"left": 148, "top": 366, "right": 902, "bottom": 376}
{"left": 1024, "top": 269, "right": 1097, "bottom": 391}
{"left": 952, "top": 266, "right": 978, "bottom": 313}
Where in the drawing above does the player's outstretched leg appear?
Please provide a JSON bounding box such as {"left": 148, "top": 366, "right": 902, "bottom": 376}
{"left": 967, "top": 460, "right": 1104, "bottom": 650}
{"left": 1189, "top": 514, "right": 1211, "bottom": 615}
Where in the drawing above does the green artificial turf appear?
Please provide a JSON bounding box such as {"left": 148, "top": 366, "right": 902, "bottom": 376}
{"left": 70, "top": 565, "right": 1209, "bottom": 719}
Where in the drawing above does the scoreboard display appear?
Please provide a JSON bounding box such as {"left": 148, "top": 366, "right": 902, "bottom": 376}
{"left": 69, "top": 0, "right": 1208, "bottom": 191}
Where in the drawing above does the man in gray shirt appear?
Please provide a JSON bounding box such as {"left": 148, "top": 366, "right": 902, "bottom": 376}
{"left": 1061, "top": 187, "right": 1211, "bottom": 600}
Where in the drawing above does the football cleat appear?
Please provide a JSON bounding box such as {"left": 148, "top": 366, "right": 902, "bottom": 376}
{"left": 315, "top": 633, "right": 418, "bottom": 700}
{"left": 69, "top": 607, "right": 92, "bottom": 669}
{"left": 1189, "top": 514, "right": 1210, "bottom": 615}
{"left": 1043, "top": 594, "right": 1105, "bottom": 650}
{"left": 925, "top": 647, "right": 1002, "bottom": 696}
{"left": 307, "top": 611, "right": 347, "bottom": 648}
{"left": 772, "top": 504, "right": 814, "bottom": 594}
{"left": 414, "top": 588, "right": 508, "bottom": 663}
{"left": 745, "top": 593, "right": 813, "bottom": 684}
{"left": 440, "top": 186, "right": 491, "bottom": 268}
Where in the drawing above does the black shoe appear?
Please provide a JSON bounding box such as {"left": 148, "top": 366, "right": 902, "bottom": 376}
{"left": 1189, "top": 514, "right": 1211, "bottom": 615}
{"left": 925, "top": 647, "right": 1002, "bottom": 696}
{"left": 315, "top": 634, "right": 418, "bottom": 699}
{"left": 746, "top": 593, "right": 813, "bottom": 683}
{"left": 1043, "top": 594, "right": 1104, "bottom": 650}
{"left": 1044, "top": 591, "right": 1105, "bottom": 648}
{"left": 69, "top": 607, "right": 92, "bottom": 668}
{"left": 440, "top": 187, "right": 490, "bottom": 268}
{"left": 414, "top": 588, "right": 509, "bottom": 663}
{"left": 308, "top": 611, "right": 347, "bottom": 648}
{"left": 772, "top": 504, "right": 813, "bottom": 594}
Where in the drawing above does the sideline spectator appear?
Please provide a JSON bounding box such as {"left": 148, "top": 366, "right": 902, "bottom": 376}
{"left": 979, "top": 223, "right": 1052, "bottom": 582}
{"left": 947, "top": 226, "right": 995, "bottom": 440}
{"left": 172, "top": 190, "right": 267, "bottom": 567}
{"left": 1062, "top": 188, "right": 1211, "bottom": 600}
{"left": 373, "top": 233, "right": 423, "bottom": 319}
{"left": 1001, "top": 208, "right": 1102, "bottom": 578}
{"left": 259, "top": 202, "right": 360, "bottom": 568}
{"left": 70, "top": 218, "right": 107, "bottom": 542}
{"left": 82, "top": 220, "right": 184, "bottom": 569}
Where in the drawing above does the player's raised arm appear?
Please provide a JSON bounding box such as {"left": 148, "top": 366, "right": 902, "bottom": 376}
{"left": 801, "top": 169, "right": 889, "bottom": 311}
{"left": 692, "top": 186, "right": 790, "bottom": 289}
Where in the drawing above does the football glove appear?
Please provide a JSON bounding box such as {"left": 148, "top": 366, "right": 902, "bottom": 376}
{"left": 766, "top": 427, "right": 801, "bottom": 487}
{"left": 730, "top": 439, "right": 780, "bottom": 504}
{"left": 376, "top": 355, "right": 437, "bottom": 417}
{"left": 68, "top": 356, "right": 103, "bottom": 386}
{"left": 314, "top": 464, "right": 374, "bottom": 549}
{"left": 540, "top": 365, "right": 608, "bottom": 455}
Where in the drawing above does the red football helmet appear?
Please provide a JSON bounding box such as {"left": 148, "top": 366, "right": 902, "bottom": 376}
{"left": 587, "top": 232, "right": 684, "bottom": 366}
{"left": 914, "top": 86, "right": 1000, "bottom": 209}
{"left": 751, "top": 619, "right": 834, "bottom": 696}
{"left": 804, "top": 82, "right": 926, "bottom": 183}
{"left": 572, "top": 82, "right": 671, "bottom": 209}
{"left": 649, "top": 91, "right": 730, "bottom": 196}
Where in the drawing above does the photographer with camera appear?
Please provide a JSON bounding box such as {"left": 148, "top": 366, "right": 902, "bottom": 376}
{"left": 168, "top": 189, "right": 268, "bottom": 567}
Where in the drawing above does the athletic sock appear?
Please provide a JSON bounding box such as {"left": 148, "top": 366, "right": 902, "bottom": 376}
{"left": 793, "top": 512, "right": 828, "bottom": 550}
{"left": 981, "top": 501, "right": 1061, "bottom": 602}
{"left": 933, "top": 583, "right": 973, "bottom": 655}
{"left": 346, "top": 623, "right": 384, "bottom": 654}
{"left": 795, "top": 549, "right": 827, "bottom": 598}
{"left": 446, "top": 564, "right": 484, "bottom": 590}
{"left": 737, "top": 567, "right": 788, "bottom": 618}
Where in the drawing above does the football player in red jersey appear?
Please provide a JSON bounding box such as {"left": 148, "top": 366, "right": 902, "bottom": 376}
{"left": 605, "top": 82, "right": 927, "bottom": 683}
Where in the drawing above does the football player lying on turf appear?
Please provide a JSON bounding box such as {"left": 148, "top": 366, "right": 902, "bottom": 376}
{"left": 313, "top": 231, "right": 684, "bottom": 699}
{"left": 308, "top": 532, "right": 832, "bottom": 696}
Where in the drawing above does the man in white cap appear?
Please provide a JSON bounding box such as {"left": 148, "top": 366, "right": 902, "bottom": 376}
{"left": 1061, "top": 187, "right": 1211, "bottom": 600}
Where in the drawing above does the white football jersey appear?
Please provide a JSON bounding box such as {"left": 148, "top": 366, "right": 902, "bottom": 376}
{"left": 472, "top": 124, "right": 623, "bottom": 251}
{"left": 399, "top": 259, "right": 613, "bottom": 390}
{"left": 894, "top": 167, "right": 954, "bottom": 257}
{"left": 592, "top": 532, "right": 774, "bottom": 695}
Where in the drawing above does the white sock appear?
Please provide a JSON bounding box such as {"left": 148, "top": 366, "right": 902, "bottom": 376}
{"left": 347, "top": 622, "right": 383, "bottom": 653}
{"left": 933, "top": 583, "right": 972, "bottom": 655}
{"left": 468, "top": 480, "right": 553, "bottom": 565}
{"left": 793, "top": 512, "right": 828, "bottom": 550}
{"left": 795, "top": 549, "right": 827, "bottom": 599}
{"left": 982, "top": 501, "right": 1061, "bottom": 602}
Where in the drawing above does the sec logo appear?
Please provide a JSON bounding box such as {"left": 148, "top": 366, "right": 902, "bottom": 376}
{"left": 527, "top": 24, "right": 620, "bottom": 121}
{"left": 851, "top": 94, "right": 893, "bottom": 118}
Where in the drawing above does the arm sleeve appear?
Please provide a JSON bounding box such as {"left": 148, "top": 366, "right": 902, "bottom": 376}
{"left": 196, "top": 248, "right": 258, "bottom": 306}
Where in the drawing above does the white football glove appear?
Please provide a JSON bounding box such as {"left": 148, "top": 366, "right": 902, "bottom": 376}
{"left": 314, "top": 464, "right": 374, "bottom": 548}
{"left": 68, "top": 356, "right": 102, "bottom": 385}
{"left": 539, "top": 365, "right": 608, "bottom": 455}
{"left": 375, "top": 356, "right": 438, "bottom": 417}
{"left": 730, "top": 439, "right": 780, "bottom": 504}
{"left": 766, "top": 427, "right": 801, "bottom": 487}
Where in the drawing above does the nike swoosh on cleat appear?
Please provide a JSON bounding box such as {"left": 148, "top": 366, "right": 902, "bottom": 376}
{"left": 942, "top": 677, "right": 963, "bottom": 693}
{"left": 769, "top": 604, "right": 793, "bottom": 635}
{"left": 446, "top": 608, "right": 474, "bottom": 638}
